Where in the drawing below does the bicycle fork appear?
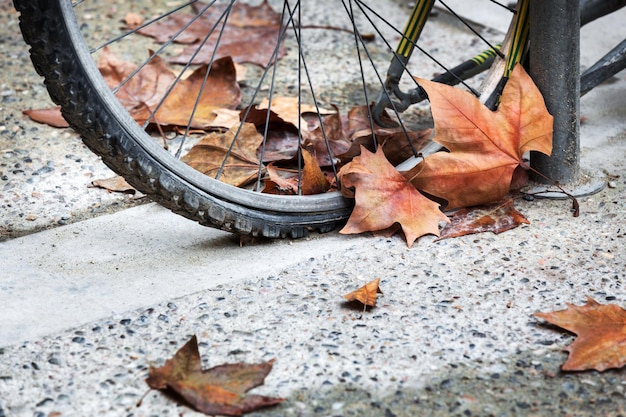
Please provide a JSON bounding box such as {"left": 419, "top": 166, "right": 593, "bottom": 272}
{"left": 372, "top": 0, "right": 523, "bottom": 125}
{"left": 372, "top": 0, "right": 435, "bottom": 126}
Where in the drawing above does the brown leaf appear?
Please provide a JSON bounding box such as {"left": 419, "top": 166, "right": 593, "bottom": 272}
{"left": 136, "top": 1, "right": 285, "bottom": 68}
{"left": 535, "top": 297, "right": 626, "bottom": 371}
{"left": 242, "top": 105, "right": 301, "bottom": 163}
{"left": 303, "top": 107, "right": 352, "bottom": 167}
{"left": 22, "top": 107, "right": 69, "bottom": 128}
{"left": 124, "top": 12, "right": 144, "bottom": 29}
{"left": 260, "top": 97, "right": 333, "bottom": 129}
{"left": 261, "top": 149, "right": 330, "bottom": 195}
{"left": 247, "top": 98, "right": 341, "bottom": 167}
{"left": 146, "top": 335, "right": 283, "bottom": 416}
{"left": 437, "top": 199, "right": 529, "bottom": 240}
{"left": 98, "top": 48, "right": 241, "bottom": 129}
{"left": 343, "top": 278, "right": 382, "bottom": 307}
{"left": 90, "top": 176, "right": 136, "bottom": 194}
{"left": 262, "top": 163, "right": 298, "bottom": 195}
{"left": 181, "top": 123, "right": 263, "bottom": 187}
{"left": 207, "top": 108, "right": 242, "bottom": 130}
{"left": 339, "top": 105, "right": 432, "bottom": 166}
{"left": 300, "top": 149, "right": 331, "bottom": 194}
{"left": 338, "top": 146, "right": 449, "bottom": 247}
{"left": 172, "top": 26, "right": 287, "bottom": 68}
{"left": 405, "top": 64, "right": 553, "bottom": 209}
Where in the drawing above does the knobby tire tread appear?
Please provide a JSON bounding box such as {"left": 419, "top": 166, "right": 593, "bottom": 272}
{"left": 14, "top": 0, "right": 352, "bottom": 238}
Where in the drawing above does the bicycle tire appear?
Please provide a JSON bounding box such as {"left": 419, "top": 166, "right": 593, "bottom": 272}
{"left": 14, "top": 0, "right": 521, "bottom": 238}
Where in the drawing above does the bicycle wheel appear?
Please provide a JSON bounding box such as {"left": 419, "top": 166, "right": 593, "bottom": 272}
{"left": 14, "top": 0, "right": 522, "bottom": 238}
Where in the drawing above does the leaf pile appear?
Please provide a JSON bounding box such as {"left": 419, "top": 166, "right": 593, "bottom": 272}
{"left": 338, "top": 64, "right": 553, "bottom": 246}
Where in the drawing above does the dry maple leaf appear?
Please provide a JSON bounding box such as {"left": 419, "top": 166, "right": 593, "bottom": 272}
{"left": 338, "top": 146, "right": 449, "bottom": 247}
{"left": 437, "top": 199, "right": 529, "bottom": 240}
{"left": 98, "top": 48, "right": 241, "bottom": 129}
{"left": 262, "top": 149, "right": 330, "bottom": 195}
{"left": 181, "top": 123, "right": 263, "bottom": 187}
{"left": 146, "top": 335, "right": 283, "bottom": 416}
{"left": 242, "top": 105, "right": 302, "bottom": 163}
{"left": 339, "top": 105, "right": 432, "bottom": 166}
{"left": 535, "top": 297, "right": 626, "bottom": 372}
{"left": 136, "top": 0, "right": 285, "bottom": 68}
{"left": 344, "top": 278, "right": 382, "bottom": 308}
{"left": 405, "top": 64, "right": 553, "bottom": 209}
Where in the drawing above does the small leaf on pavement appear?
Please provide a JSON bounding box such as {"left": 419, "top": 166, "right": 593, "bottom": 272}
{"left": 344, "top": 278, "right": 382, "bottom": 308}
{"left": 22, "top": 107, "right": 69, "bottom": 128}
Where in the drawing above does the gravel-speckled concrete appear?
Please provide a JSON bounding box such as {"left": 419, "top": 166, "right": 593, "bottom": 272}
{"left": 0, "top": 1, "right": 625, "bottom": 416}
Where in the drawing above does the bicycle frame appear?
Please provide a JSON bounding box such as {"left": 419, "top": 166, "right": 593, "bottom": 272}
{"left": 373, "top": 0, "right": 530, "bottom": 123}
{"left": 374, "top": 0, "right": 625, "bottom": 122}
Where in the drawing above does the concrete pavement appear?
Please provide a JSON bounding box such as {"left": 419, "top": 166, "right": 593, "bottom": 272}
{"left": 0, "top": 1, "right": 625, "bottom": 416}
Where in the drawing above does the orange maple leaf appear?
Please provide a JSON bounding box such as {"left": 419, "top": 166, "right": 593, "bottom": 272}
{"left": 343, "top": 278, "right": 382, "bottom": 308}
{"left": 535, "top": 297, "right": 626, "bottom": 372}
{"left": 405, "top": 64, "right": 553, "bottom": 209}
{"left": 146, "top": 335, "right": 283, "bottom": 416}
{"left": 338, "top": 146, "right": 449, "bottom": 247}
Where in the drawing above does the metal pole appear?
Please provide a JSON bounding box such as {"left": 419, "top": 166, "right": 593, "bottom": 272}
{"left": 529, "top": 0, "right": 581, "bottom": 183}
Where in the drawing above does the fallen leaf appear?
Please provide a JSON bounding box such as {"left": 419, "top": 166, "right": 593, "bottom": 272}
{"left": 242, "top": 105, "right": 301, "bottom": 163}
{"left": 90, "top": 176, "right": 136, "bottom": 194}
{"left": 338, "top": 146, "right": 449, "bottom": 247}
{"left": 171, "top": 26, "right": 286, "bottom": 68}
{"left": 437, "top": 199, "right": 529, "bottom": 240}
{"left": 405, "top": 64, "right": 553, "bottom": 209}
{"left": 343, "top": 278, "right": 382, "bottom": 307}
{"left": 262, "top": 149, "right": 330, "bottom": 195}
{"left": 259, "top": 97, "right": 333, "bottom": 130}
{"left": 340, "top": 105, "right": 432, "bottom": 166}
{"left": 146, "top": 335, "right": 283, "bottom": 416}
{"left": 124, "top": 12, "right": 144, "bottom": 29}
{"left": 205, "top": 108, "right": 242, "bottom": 130}
{"left": 181, "top": 123, "right": 263, "bottom": 187}
{"left": 303, "top": 107, "right": 352, "bottom": 167}
{"left": 22, "top": 107, "right": 69, "bottom": 128}
{"left": 535, "top": 297, "right": 626, "bottom": 371}
{"left": 136, "top": 1, "right": 286, "bottom": 68}
{"left": 98, "top": 48, "right": 241, "bottom": 129}
{"left": 262, "top": 163, "right": 298, "bottom": 195}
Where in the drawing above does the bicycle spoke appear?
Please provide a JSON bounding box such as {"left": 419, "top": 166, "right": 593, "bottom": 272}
{"left": 438, "top": 1, "right": 505, "bottom": 59}
{"left": 90, "top": 1, "right": 199, "bottom": 54}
